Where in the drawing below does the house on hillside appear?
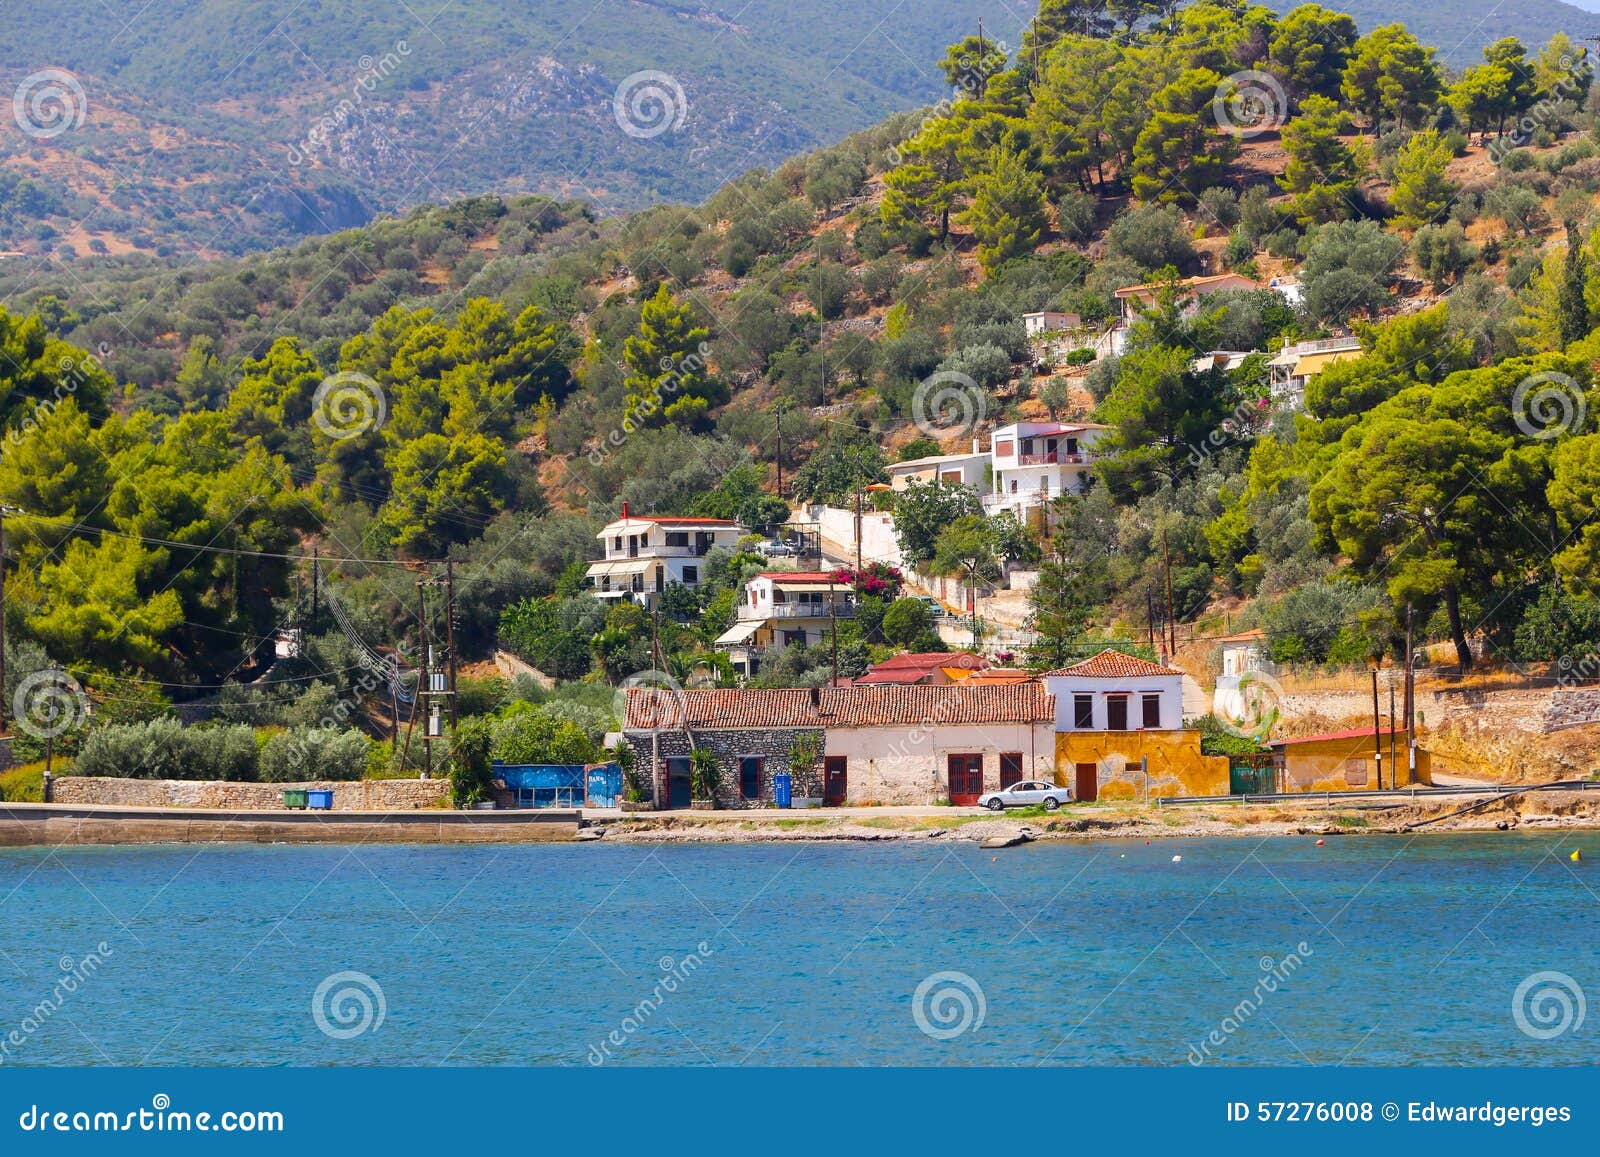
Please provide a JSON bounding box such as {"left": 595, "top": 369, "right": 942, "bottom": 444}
{"left": 852, "top": 651, "right": 988, "bottom": 686}
{"left": 621, "top": 683, "right": 1056, "bottom": 808}
{"left": 585, "top": 505, "right": 746, "bottom": 609}
{"left": 1109, "top": 273, "right": 1261, "bottom": 354}
{"left": 1269, "top": 728, "right": 1431, "bottom": 792}
{"left": 984, "top": 420, "right": 1111, "bottom": 518}
{"left": 1022, "top": 310, "right": 1082, "bottom": 337}
{"left": 1042, "top": 649, "right": 1229, "bottom": 801}
{"left": 884, "top": 443, "right": 990, "bottom": 493}
{"left": 1268, "top": 336, "right": 1363, "bottom": 408}
{"left": 714, "top": 571, "right": 855, "bottom": 677}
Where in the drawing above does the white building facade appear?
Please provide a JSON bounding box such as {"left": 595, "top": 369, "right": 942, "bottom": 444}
{"left": 984, "top": 421, "right": 1110, "bottom": 517}
{"left": 585, "top": 508, "right": 746, "bottom": 608}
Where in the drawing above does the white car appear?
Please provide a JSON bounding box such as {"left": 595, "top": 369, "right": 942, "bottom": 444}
{"left": 757, "top": 538, "right": 798, "bottom": 557}
{"left": 979, "top": 780, "right": 1068, "bottom": 812}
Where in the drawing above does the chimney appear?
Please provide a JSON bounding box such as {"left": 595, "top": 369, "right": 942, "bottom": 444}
{"left": 621, "top": 501, "right": 629, "bottom": 520}
{"left": 972, "top": 437, "right": 980, "bottom": 454}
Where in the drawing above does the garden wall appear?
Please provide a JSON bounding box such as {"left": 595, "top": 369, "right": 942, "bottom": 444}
{"left": 51, "top": 776, "right": 449, "bottom": 811}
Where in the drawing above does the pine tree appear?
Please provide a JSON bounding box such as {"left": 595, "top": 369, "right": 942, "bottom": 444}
{"left": 621, "top": 285, "right": 716, "bottom": 428}
{"left": 1558, "top": 220, "right": 1591, "bottom": 346}
{"left": 963, "top": 144, "right": 1048, "bottom": 271}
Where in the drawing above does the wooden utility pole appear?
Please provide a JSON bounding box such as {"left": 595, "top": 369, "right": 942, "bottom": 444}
{"left": 1370, "top": 667, "right": 1383, "bottom": 790}
{"left": 829, "top": 574, "right": 839, "bottom": 686}
{"left": 1146, "top": 588, "right": 1157, "bottom": 655}
{"left": 445, "top": 560, "right": 460, "bottom": 741}
{"left": 0, "top": 505, "right": 7, "bottom": 735}
{"left": 1404, "top": 604, "right": 1416, "bottom": 783}
{"left": 310, "top": 546, "right": 319, "bottom": 621}
{"left": 774, "top": 405, "right": 784, "bottom": 498}
{"left": 854, "top": 480, "right": 863, "bottom": 571}
{"left": 1388, "top": 677, "right": 1398, "bottom": 787}
{"left": 1161, "top": 530, "right": 1176, "bottom": 657}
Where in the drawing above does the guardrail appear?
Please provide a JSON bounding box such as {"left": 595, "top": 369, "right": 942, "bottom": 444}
{"left": 1153, "top": 780, "right": 1600, "bottom": 807}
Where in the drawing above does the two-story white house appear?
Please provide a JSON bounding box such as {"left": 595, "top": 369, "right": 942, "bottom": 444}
{"left": 714, "top": 571, "right": 855, "bottom": 677}
{"left": 884, "top": 441, "right": 991, "bottom": 494}
{"left": 585, "top": 506, "right": 746, "bottom": 608}
{"left": 984, "top": 421, "right": 1110, "bottom": 517}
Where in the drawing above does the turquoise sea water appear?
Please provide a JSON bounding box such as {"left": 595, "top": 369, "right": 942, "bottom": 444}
{"left": 0, "top": 833, "right": 1595, "bottom": 1066}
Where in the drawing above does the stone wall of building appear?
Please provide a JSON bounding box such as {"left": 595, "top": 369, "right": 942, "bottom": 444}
{"left": 1542, "top": 687, "right": 1600, "bottom": 733}
{"left": 621, "top": 728, "right": 822, "bottom": 809}
{"left": 52, "top": 776, "right": 449, "bottom": 810}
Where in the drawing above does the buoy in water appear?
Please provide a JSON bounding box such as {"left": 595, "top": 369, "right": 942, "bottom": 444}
{"left": 1171, "top": 854, "right": 1182, "bottom": 863}
{"left": 1572, "top": 849, "right": 1583, "bottom": 862}
{"left": 1315, "top": 838, "right": 1325, "bottom": 846}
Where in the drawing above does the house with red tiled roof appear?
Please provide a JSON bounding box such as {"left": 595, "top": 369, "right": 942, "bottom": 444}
{"left": 852, "top": 651, "right": 987, "bottom": 685}
{"left": 1268, "top": 728, "right": 1431, "bottom": 792}
{"left": 620, "top": 682, "right": 1056, "bottom": 809}
{"left": 1042, "top": 650, "right": 1228, "bottom": 801}
{"left": 585, "top": 502, "right": 746, "bottom": 610}
{"left": 713, "top": 571, "right": 856, "bottom": 677}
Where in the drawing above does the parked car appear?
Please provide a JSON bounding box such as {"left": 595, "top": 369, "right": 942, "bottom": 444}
{"left": 979, "top": 781, "right": 1068, "bottom": 812}
{"left": 916, "top": 596, "right": 946, "bottom": 617}
{"left": 757, "top": 538, "right": 798, "bottom": 557}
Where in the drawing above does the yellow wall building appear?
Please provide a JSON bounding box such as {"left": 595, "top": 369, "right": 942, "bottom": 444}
{"left": 1269, "top": 729, "right": 1431, "bottom": 792}
{"left": 1054, "top": 730, "right": 1231, "bottom": 801}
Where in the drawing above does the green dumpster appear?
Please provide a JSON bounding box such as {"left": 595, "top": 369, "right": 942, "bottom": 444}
{"left": 283, "top": 789, "right": 309, "bottom": 810}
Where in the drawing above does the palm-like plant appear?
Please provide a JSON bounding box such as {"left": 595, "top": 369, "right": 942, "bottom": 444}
{"left": 689, "top": 747, "right": 721, "bottom": 804}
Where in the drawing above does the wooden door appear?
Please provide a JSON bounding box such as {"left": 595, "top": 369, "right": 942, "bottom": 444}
{"left": 665, "top": 757, "right": 692, "bottom": 809}
{"left": 1074, "top": 762, "right": 1098, "bottom": 803}
{"left": 947, "top": 753, "right": 984, "bottom": 806}
{"left": 823, "top": 756, "right": 847, "bottom": 805}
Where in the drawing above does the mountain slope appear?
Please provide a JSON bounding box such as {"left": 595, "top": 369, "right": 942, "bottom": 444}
{"left": 0, "top": 0, "right": 1024, "bottom": 257}
{"left": 1288, "top": 0, "right": 1592, "bottom": 63}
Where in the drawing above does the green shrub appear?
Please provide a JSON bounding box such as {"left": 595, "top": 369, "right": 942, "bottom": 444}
{"left": 258, "top": 728, "right": 371, "bottom": 783}
{"left": 74, "top": 719, "right": 259, "bottom": 781}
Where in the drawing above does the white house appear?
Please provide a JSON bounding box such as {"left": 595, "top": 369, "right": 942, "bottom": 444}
{"left": 585, "top": 506, "right": 746, "bottom": 608}
{"left": 1023, "top": 310, "right": 1082, "bottom": 338}
{"left": 1110, "top": 272, "right": 1261, "bottom": 355}
{"left": 714, "top": 571, "right": 855, "bottom": 677}
{"left": 884, "top": 442, "right": 991, "bottom": 493}
{"left": 984, "top": 420, "right": 1110, "bottom": 517}
{"left": 1041, "top": 649, "right": 1185, "bottom": 733}
{"left": 1268, "top": 336, "right": 1363, "bottom": 408}
{"left": 1190, "top": 350, "right": 1254, "bottom": 375}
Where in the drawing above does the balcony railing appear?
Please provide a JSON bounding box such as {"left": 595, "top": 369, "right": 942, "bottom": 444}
{"left": 738, "top": 602, "right": 855, "bottom": 621}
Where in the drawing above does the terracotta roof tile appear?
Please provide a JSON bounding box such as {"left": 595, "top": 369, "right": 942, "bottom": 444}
{"left": 624, "top": 683, "right": 1053, "bottom": 731}
{"left": 1042, "top": 649, "right": 1175, "bottom": 679}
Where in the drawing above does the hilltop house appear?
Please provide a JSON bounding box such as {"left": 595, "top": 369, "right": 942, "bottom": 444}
{"left": 714, "top": 571, "right": 855, "bottom": 677}
{"left": 884, "top": 443, "right": 991, "bottom": 493}
{"left": 585, "top": 505, "right": 745, "bottom": 609}
{"left": 1109, "top": 273, "right": 1260, "bottom": 355}
{"left": 1022, "top": 310, "right": 1082, "bottom": 337}
{"left": 984, "top": 420, "right": 1110, "bottom": 518}
{"left": 1042, "top": 650, "right": 1228, "bottom": 801}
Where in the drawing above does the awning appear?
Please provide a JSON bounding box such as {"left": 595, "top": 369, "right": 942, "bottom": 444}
{"left": 771, "top": 584, "right": 842, "bottom": 594}
{"left": 586, "top": 559, "right": 653, "bottom": 577}
{"left": 715, "top": 620, "right": 763, "bottom": 646}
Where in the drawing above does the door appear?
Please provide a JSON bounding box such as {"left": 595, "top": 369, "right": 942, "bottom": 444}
{"left": 665, "top": 757, "right": 692, "bottom": 809}
{"left": 947, "top": 753, "right": 984, "bottom": 806}
{"left": 1074, "top": 762, "right": 1098, "bottom": 803}
{"left": 999, "top": 753, "right": 1023, "bottom": 789}
{"left": 823, "top": 756, "right": 847, "bottom": 805}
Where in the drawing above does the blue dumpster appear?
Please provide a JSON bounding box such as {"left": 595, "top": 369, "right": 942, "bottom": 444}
{"left": 306, "top": 790, "right": 333, "bottom": 811}
{"left": 773, "top": 773, "right": 792, "bottom": 809}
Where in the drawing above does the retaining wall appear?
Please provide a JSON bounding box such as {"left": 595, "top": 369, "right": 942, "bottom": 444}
{"left": 51, "top": 776, "right": 449, "bottom": 811}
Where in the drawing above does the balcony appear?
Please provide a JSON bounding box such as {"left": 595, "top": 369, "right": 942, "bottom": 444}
{"left": 1009, "top": 450, "right": 1094, "bottom": 466}
{"left": 737, "top": 602, "right": 855, "bottom": 621}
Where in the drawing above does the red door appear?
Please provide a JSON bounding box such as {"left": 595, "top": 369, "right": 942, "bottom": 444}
{"left": 1075, "top": 762, "right": 1098, "bottom": 803}
{"left": 947, "top": 753, "right": 984, "bottom": 806}
{"left": 823, "top": 756, "right": 847, "bottom": 805}
{"left": 999, "top": 752, "right": 1023, "bottom": 789}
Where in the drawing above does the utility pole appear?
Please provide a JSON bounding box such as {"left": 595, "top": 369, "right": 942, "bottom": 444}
{"left": 1404, "top": 604, "right": 1416, "bottom": 783}
{"left": 854, "top": 477, "right": 863, "bottom": 571}
{"left": 1370, "top": 667, "right": 1383, "bottom": 790}
{"left": 1146, "top": 588, "right": 1156, "bottom": 655}
{"left": 829, "top": 574, "right": 839, "bottom": 686}
{"left": 310, "top": 546, "right": 319, "bottom": 622}
{"left": 1388, "top": 675, "right": 1398, "bottom": 787}
{"left": 445, "top": 559, "right": 460, "bottom": 742}
{"left": 0, "top": 504, "right": 8, "bottom": 735}
{"left": 1161, "top": 529, "right": 1176, "bottom": 657}
{"left": 775, "top": 405, "right": 784, "bottom": 498}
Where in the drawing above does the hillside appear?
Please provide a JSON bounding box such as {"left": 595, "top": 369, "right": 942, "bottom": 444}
{"left": 1325, "top": 0, "right": 1593, "bottom": 62}
{"left": 0, "top": 0, "right": 1024, "bottom": 258}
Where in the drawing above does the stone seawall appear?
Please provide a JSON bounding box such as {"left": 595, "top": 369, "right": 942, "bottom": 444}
{"left": 0, "top": 803, "right": 579, "bottom": 845}
{"left": 51, "top": 777, "right": 449, "bottom": 811}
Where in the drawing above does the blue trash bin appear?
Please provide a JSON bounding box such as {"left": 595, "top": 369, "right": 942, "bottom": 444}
{"left": 306, "top": 790, "right": 333, "bottom": 811}
{"left": 773, "top": 773, "right": 792, "bottom": 809}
